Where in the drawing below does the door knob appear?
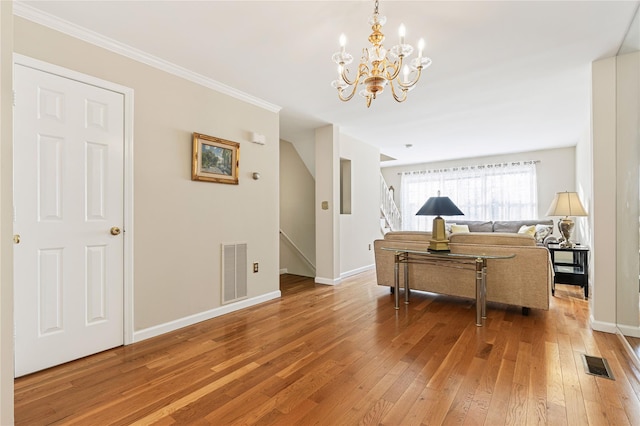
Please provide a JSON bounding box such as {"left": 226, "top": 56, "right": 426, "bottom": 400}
{"left": 13, "top": 234, "right": 20, "bottom": 244}
{"left": 110, "top": 227, "right": 121, "bottom": 236}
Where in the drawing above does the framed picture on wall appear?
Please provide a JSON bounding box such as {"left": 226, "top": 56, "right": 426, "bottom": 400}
{"left": 192, "top": 132, "right": 240, "bottom": 184}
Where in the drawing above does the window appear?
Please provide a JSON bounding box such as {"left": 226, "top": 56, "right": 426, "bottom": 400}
{"left": 400, "top": 162, "right": 538, "bottom": 231}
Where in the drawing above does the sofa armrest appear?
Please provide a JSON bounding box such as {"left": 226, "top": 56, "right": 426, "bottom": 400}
{"left": 373, "top": 238, "right": 430, "bottom": 286}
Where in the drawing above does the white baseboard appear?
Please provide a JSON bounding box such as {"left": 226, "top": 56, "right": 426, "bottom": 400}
{"left": 617, "top": 331, "right": 640, "bottom": 370}
{"left": 315, "top": 276, "right": 342, "bottom": 286}
{"left": 590, "top": 315, "right": 618, "bottom": 334}
{"left": 132, "top": 291, "right": 281, "bottom": 343}
{"left": 279, "top": 268, "right": 288, "bottom": 275}
{"left": 315, "top": 264, "right": 375, "bottom": 285}
{"left": 617, "top": 324, "right": 640, "bottom": 338}
{"left": 341, "top": 264, "right": 375, "bottom": 279}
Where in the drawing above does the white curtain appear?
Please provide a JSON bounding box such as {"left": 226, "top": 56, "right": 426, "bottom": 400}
{"left": 400, "top": 162, "right": 538, "bottom": 231}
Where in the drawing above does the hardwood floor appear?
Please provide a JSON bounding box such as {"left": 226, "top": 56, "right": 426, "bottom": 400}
{"left": 14, "top": 272, "right": 640, "bottom": 425}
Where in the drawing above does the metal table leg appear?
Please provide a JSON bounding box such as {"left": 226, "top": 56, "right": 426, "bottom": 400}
{"left": 404, "top": 260, "right": 410, "bottom": 305}
{"left": 475, "top": 258, "right": 484, "bottom": 326}
{"left": 394, "top": 253, "right": 400, "bottom": 310}
{"left": 482, "top": 259, "right": 487, "bottom": 319}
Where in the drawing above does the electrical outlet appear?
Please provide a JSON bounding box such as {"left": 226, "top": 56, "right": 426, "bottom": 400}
{"left": 253, "top": 262, "right": 259, "bottom": 273}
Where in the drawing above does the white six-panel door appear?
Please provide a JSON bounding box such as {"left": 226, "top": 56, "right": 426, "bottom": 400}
{"left": 13, "top": 63, "right": 125, "bottom": 377}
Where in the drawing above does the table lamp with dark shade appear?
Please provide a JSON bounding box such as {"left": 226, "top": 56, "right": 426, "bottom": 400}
{"left": 416, "top": 192, "right": 464, "bottom": 251}
{"left": 545, "top": 191, "right": 588, "bottom": 248}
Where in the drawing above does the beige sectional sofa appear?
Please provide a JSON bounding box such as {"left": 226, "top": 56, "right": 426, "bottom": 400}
{"left": 373, "top": 230, "right": 553, "bottom": 313}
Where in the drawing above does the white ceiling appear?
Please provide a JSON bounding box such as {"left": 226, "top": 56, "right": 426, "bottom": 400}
{"left": 17, "top": 0, "right": 640, "bottom": 167}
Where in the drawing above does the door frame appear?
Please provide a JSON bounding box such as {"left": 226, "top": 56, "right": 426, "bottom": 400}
{"left": 13, "top": 54, "right": 135, "bottom": 345}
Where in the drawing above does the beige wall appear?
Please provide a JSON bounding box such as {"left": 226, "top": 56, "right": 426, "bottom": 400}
{"left": 575, "top": 127, "right": 592, "bottom": 249}
{"left": 616, "top": 51, "right": 640, "bottom": 334}
{"left": 315, "top": 125, "right": 340, "bottom": 284}
{"left": 283, "top": 130, "right": 380, "bottom": 281}
{"left": 591, "top": 57, "right": 617, "bottom": 330}
{"left": 339, "top": 134, "right": 380, "bottom": 276}
{"left": 311, "top": 125, "right": 380, "bottom": 283}
{"left": 575, "top": 126, "right": 592, "bottom": 302}
{"left": 0, "top": 2, "right": 14, "bottom": 423}
{"left": 279, "top": 140, "right": 315, "bottom": 277}
{"left": 381, "top": 147, "right": 575, "bottom": 222}
{"left": 13, "top": 17, "right": 280, "bottom": 332}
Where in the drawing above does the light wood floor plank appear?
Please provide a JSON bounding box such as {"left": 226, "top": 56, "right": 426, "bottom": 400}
{"left": 557, "top": 331, "right": 590, "bottom": 425}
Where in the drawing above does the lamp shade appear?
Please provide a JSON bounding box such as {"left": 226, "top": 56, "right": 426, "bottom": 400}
{"left": 545, "top": 191, "right": 588, "bottom": 217}
{"left": 416, "top": 196, "right": 464, "bottom": 217}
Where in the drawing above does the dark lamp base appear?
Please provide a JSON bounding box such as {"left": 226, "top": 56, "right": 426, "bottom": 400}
{"left": 428, "top": 247, "right": 451, "bottom": 253}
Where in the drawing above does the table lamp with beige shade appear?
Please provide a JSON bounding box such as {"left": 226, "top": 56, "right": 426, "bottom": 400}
{"left": 545, "top": 191, "right": 588, "bottom": 248}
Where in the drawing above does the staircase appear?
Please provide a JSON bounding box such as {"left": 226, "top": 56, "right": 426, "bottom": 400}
{"left": 380, "top": 173, "right": 401, "bottom": 234}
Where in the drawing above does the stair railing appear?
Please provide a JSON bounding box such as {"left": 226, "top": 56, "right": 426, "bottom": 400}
{"left": 380, "top": 174, "right": 401, "bottom": 232}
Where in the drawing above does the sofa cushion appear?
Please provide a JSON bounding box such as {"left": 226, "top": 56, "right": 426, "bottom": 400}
{"left": 450, "top": 224, "right": 470, "bottom": 233}
{"left": 449, "top": 232, "right": 537, "bottom": 247}
{"left": 535, "top": 224, "right": 553, "bottom": 243}
{"left": 384, "top": 231, "right": 432, "bottom": 242}
{"left": 446, "top": 220, "right": 493, "bottom": 232}
{"left": 518, "top": 224, "right": 536, "bottom": 236}
{"left": 493, "top": 219, "right": 553, "bottom": 233}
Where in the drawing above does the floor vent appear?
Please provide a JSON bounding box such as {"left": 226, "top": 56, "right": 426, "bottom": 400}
{"left": 582, "top": 354, "right": 615, "bottom": 380}
{"left": 221, "top": 243, "right": 247, "bottom": 304}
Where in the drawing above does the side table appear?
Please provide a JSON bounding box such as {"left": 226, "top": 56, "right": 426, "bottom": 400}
{"left": 548, "top": 244, "right": 589, "bottom": 298}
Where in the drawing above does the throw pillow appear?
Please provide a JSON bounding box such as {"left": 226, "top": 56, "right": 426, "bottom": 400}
{"left": 534, "top": 224, "right": 553, "bottom": 243}
{"left": 518, "top": 224, "right": 536, "bottom": 236}
{"left": 450, "top": 224, "right": 470, "bottom": 233}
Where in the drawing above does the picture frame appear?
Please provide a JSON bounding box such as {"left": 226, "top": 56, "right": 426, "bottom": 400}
{"left": 192, "top": 132, "right": 240, "bottom": 184}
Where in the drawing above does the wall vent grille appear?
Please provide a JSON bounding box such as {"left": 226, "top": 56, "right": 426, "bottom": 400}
{"left": 222, "top": 243, "right": 248, "bottom": 304}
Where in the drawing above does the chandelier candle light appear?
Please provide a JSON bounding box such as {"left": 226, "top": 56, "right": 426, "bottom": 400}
{"left": 331, "top": 0, "right": 431, "bottom": 107}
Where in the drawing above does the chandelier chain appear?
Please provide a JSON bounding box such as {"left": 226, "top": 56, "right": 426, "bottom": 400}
{"left": 374, "top": 0, "right": 379, "bottom": 15}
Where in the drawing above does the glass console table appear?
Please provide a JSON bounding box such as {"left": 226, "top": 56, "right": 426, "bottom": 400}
{"left": 382, "top": 248, "right": 515, "bottom": 326}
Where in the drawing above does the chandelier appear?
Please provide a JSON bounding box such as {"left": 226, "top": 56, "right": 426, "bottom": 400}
{"left": 331, "top": 0, "right": 431, "bottom": 108}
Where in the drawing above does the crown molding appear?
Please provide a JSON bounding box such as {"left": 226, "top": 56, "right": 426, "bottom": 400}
{"left": 12, "top": 1, "right": 282, "bottom": 113}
